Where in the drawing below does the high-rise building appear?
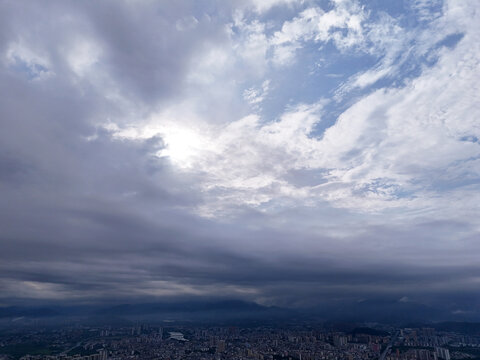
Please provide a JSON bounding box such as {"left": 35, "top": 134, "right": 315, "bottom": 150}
{"left": 333, "top": 335, "right": 347, "bottom": 348}
{"left": 435, "top": 347, "right": 450, "bottom": 360}
{"left": 217, "top": 339, "right": 226, "bottom": 353}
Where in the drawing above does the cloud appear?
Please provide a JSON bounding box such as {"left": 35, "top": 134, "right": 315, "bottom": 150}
{"left": 269, "top": 1, "right": 367, "bottom": 66}
{"left": 243, "top": 80, "right": 271, "bottom": 108}
{"left": 0, "top": 0, "right": 479, "bottom": 314}
{"left": 5, "top": 41, "right": 53, "bottom": 80}
{"left": 113, "top": 14, "right": 480, "bottom": 217}
{"left": 248, "top": 0, "right": 304, "bottom": 14}
{"left": 229, "top": 0, "right": 369, "bottom": 69}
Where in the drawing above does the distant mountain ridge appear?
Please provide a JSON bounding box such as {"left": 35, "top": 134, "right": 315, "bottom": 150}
{"left": 0, "top": 300, "right": 297, "bottom": 325}
{"left": 1, "top": 298, "right": 479, "bottom": 325}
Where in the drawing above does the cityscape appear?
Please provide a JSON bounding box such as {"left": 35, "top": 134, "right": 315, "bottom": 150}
{"left": 1, "top": 1, "right": 479, "bottom": 360}
{"left": 2, "top": 321, "right": 480, "bottom": 360}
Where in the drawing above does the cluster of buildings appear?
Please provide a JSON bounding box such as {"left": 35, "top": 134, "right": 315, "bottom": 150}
{"left": 1, "top": 325, "right": 479, "bottom": 360}
{"left": 20, "top": 351, "right": 107, "bottom": 360}
{"left": 384, "top": 328, "right": 479, "bottom": 360}
{"left": 386, "top": 347, "right": 450, "bottom": 360}
{"left": 98, "top": 326, "right": 390, "bottom": 360}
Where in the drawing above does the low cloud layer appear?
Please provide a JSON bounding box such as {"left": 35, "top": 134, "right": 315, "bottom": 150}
{"left": 0, "top": 0, "right": 479, "bottom": 315}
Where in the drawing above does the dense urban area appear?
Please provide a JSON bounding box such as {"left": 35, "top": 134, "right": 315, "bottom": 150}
{"left": 1, "top": 322, "right": 479, "bottom": 360}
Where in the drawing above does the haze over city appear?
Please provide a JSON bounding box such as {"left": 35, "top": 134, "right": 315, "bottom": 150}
{"left": 1, "top": 0, "right": 479, "bottom": 323}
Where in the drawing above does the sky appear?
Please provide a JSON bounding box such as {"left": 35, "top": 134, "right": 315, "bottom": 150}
{"left": 0, "top": 0, "right": 479, "bottom": 315}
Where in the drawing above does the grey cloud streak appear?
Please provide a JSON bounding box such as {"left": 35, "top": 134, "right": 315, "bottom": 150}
{"left": 0, "top": 0, "right": 479, "bottom": 320}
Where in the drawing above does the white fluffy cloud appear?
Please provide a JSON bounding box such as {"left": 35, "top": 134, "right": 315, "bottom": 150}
{"left": 248, "top": 0, "right": 304, "bottom": 14}
{"left": 270, "top": 1, "right": 366, "bottom": 65}
{"left": 105, "top": 0, "right": 480, "bottom": 223}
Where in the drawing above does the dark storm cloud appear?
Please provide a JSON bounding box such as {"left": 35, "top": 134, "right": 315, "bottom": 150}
{"left": 0, "top": 0, "right": 226, "bottom": 300}
{"left": 0, "top": 0, "right": 479, "bottom": 318}
{"left": 76, "top": 1, "right": 228, "bottom": 103}
{"left": 0, "top": 0, "right": 233, "bottom": 103}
